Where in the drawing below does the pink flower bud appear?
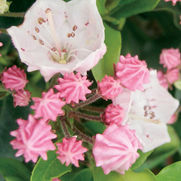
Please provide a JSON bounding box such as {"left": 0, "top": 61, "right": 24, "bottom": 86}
{"left": 56, "top": 137, "right": 88, "bottom": 167}
{"left": 102, "top": 104, "right": 124, "bottom": 125}
{"left": 115, "top": 54, "right": 150, "bottom": 91}
{"left": 164, "top": 0, "right": 181, "bottom": 6}
{"left": 31, "top": 89, "right": 65, "bottom": 121}
{"left": 10, "top": 115, "right": 57, "bottom": 162}
{"left": 55, "top": 72, "right": 92, "bottom": 104}
{"left": 98, "top": 75, "right": 123, "bottom": 100}
{"left": 13, "top": 89, "right": 31, "bottom": 107}
{"left": 157, "top": 70, "right": 168, "bottom": 89}
{"left": 160, "top": 48, "right": 181, "bottom": 70}
{"left": 166, "top": 68, "right": 179, "bottom": 84}
{"left": 93, "top": 124, "right": 141, "bottom": 175}
{"left": 1, "top": 65, "right": 28, "bottom": 91}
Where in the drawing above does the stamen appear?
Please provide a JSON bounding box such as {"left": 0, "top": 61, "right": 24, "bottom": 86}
{"left": 45, "top": 8, "right": 61, "bottom": 56}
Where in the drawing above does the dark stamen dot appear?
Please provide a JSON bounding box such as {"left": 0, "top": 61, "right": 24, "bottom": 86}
{"left": 38, "top": 17, "right": 46, "bottom": 25}
{"left": 71, "top": 32, "right": 75, "bottom": 37}
{"left": 73, "top": 25, "right": 77, "bottom": 31}
{"left": 67, "top": 33, "right": 72, "bottom": 38}
{"left": 21, "top": 48, "right": 25, "bottom": 51}
{"left": 35, "top": 27, "right": 40, "bottom": 33}
{"left": 85, "top": 22, "right": 89, "bottom": 26}
{"left": 32, "top": 35, "right": 37, "bottom": 40}
{"left": 39, "top": 39, "right": 44, "bottom": 45}
{"left": 45, "top": 8, "right": 51, "bottom": 14}
{"left": 51, "top": 47, "right": 57, "bottom": 52}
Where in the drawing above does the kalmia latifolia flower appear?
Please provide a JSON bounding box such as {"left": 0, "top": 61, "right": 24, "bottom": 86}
{"left": 98, "top": 75, "right": 123, "bottom": 100}
{"left": 7, "top": 0, "right": 106, "bottom": 81}
{"left": 13, "top": 89, "right": 31, "bottom": 107}
{"left": 1, "top": 65, "right": 28, "bottom": 91}
{"left": 10, "top": 115, "right": 57, "bottom": 162}
{"left": 164, "top": 0, "right": 181, "bottom": 5}
{"left": 160, "top": 48, "right": 181, "bottom": 70}
{"left": 102, "top": 104, "right": 124, "bottom": 125}
{"left": 115, "top": 54, "right": 150, "bottom": 91}
{"left": 93, "top": 124, "right": 141, "bottom": 175}
{"left": 55, "top": 72, "right": 92, "bottom": 104}
{"left": 31, "top": 89, "right": 65, "bottom": 121}
{"left": 56, "top": 137, "right": 88, "bottom": 167}
{"left": 113, "top": 70, "right": 179, "bottom": 152}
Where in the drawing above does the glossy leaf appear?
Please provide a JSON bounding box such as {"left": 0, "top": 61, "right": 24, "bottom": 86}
{"left": 72, "top": 168, "right": 93, "bottom": 181}
{"left": 0, "top": 157, "right": 30, "bottom": 181}
{"left": 132, "top": 150, "right": 153, "bottom": 170}
{"left": 92, "top": 167, "right": 156, "bottom": 181}
{"left": 111, "top": 0, "right": 160, "bottom": 19}
{"left": 92, "top": 23, "right": 121, "bottom": 81}
{"left": 156, "top": 161, "right": 181, "bottom": 181}
{"left": 31, "top": 151, "right": 71, "bottom": 181}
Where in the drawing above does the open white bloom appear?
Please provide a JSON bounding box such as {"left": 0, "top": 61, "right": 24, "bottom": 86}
{"left": 0, "top": 0, "right": 9, "bottom": 14}
{"left": 7, "top": 0, "right": 106, "bottom": 81}
{"left": 113, "top": 70, "right": 179, "bottom": 152}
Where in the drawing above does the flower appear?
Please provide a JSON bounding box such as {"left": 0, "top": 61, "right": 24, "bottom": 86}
{"left": 13, "top": 89, "right": 31, "bottom": 107}
{"left": 93, "top": 124, "right": 141, "bottom": 175}
{"left": 31, "top": 89, "right": 65, "bottom": 121}
{"left": 55, "top": 72, "right": 92, "bottom": 104}
{"left": 157, "top": 70, "right": 168, "bottom": 89}
{"left": 98, "top": 75, "right": 123, "bottom": 100}
{"left": 56, "top": 137, "right": 87, "bottom": 167}
{"left": 160, "top": 48, "right": 181, "bottom": 70}
{"left": 102, "top": 104, "right": 124, "bottom": 125}
{"left": 7, "top": 0, "right": 106, "bottom": 81}
{"left": 10, "top": 115, "right": 57, "bottom": 162}
{"left": 113, "top": 70, "right": 179, "bottom": 152}
{"left": 164, "top": 0, "right": 181, "bottom": 5}
{"left": 1, "top": 65, "right": 28, "bottom": 91}
{"left": 115, "top": 54, "right": 150, "bottom": 91}
{"left": 166, "top": 68, "right": 179, "bottom": 84}
{"left": 0, "top": 0, "right": 9, "bottom": 14}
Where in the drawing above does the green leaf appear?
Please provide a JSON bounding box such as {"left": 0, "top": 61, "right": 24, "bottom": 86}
{"left": 92, "top": 23, "right": 121, "bottom": 81}
{"left": 72, "top": 168, "right": 93, "bottom": 181}
{"left": 96, "top": 0, "right": 108, "bottom": 15}
{"left": 92, "top": 167, "right": 156, "bottom": 181}
{"left": 0, "top": 96, "right": 30, "bottom": 158}
{"left": 132, "top": 150, "right": 153, "bottom": 170}
{"left": 83, "top": 121, "right": 106, "bottom": 135}
{"left": 111, "top": 0, "right": 160, "bottom": 19}
{"left": 156, "top": 161, "right": 181, "bottom": 181}
{"left": 0, "top": 157, "right": 30, "bottom": 181}
{"left": 31, "top": 151, "right": 71, "bottom": 181}
{"left": 174, "top": 80, "right": 181, "bottom": 90}
{"left": 155, "top": 1, "right": 181, "bottom": 30}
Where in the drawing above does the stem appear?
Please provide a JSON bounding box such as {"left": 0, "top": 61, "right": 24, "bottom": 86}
{"left": 74, "top": 92, "right": 102, "bottom": 109}
{"left": 70, "top": 111, "right": 102, "bottom": 121}
{"left": 0, "top": 12, "right": 25, "bottom": 18}
{"left": 60, "top": 118, "right": 71, "bottom": 138}
{"left": 73, "top": 126, "right": 93, "bottom": 145}
{"left": 80, "top": 105, "right": 105, "bottom": 113}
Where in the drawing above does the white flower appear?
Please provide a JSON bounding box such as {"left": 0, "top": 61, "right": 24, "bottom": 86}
{"left": 113, "top": 70, "right": 179, "bottom": 152}
{"left": 7, "top": 0, "right": 106, "bottom": 81}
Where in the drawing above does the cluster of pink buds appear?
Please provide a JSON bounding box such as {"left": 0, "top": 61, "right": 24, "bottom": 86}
{"left": 157, "top": 48, "right": 181, "bottom": 89}
{"left": 1, "top": 65, "right": 30, "bottom": 107}
{"left": 5, "top": 52, "right": 179, "bottom": 175}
